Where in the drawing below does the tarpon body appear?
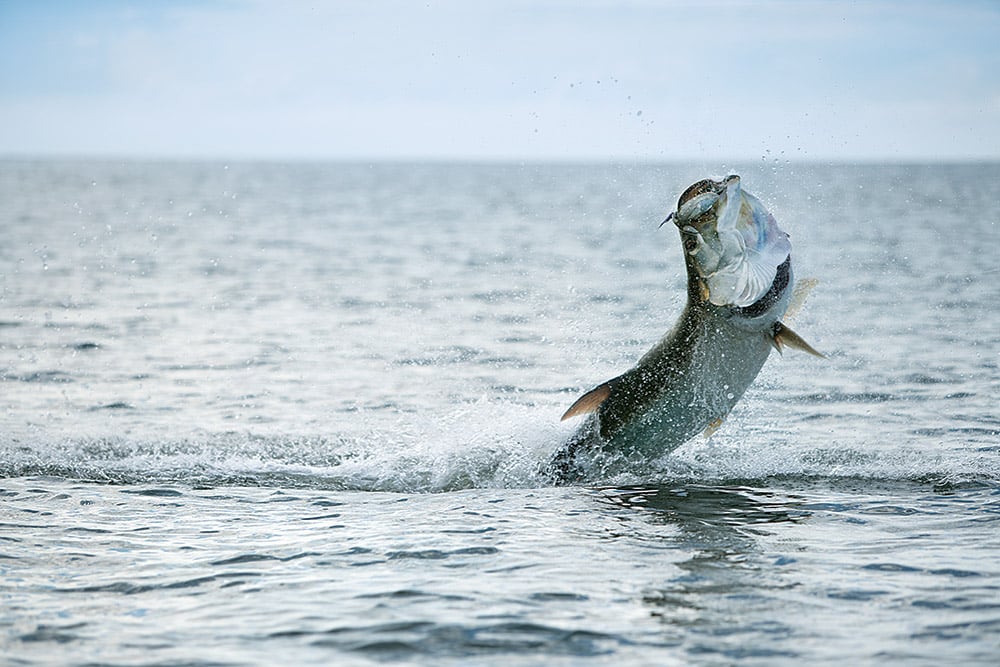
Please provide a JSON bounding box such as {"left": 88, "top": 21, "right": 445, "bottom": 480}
{"left": 549, "top": 175, "right": 820, "bottom": 481}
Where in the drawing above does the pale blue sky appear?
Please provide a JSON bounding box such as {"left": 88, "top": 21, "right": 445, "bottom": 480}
{"left": 1, "top": 0, "right": 998, "bottom": 161}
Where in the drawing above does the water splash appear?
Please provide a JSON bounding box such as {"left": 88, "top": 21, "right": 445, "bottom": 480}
{"left": 2, "top": 399, "right": 995, "bottom": 492}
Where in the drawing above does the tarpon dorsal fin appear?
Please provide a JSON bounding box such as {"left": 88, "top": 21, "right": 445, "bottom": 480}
{"left": 560, "top": 382, "right": 613, "bottom": 421}
{"left": 772, "top": 322, "right": 825, "bottom": 358}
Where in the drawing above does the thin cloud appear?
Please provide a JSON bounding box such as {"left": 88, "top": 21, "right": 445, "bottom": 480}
{"left": 1, "top": 0, "right": 997, "bottom": 160}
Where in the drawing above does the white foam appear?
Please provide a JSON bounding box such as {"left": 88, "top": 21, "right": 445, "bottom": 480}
{"left": 2, "top": 397, "right": 996, "bottom": 491}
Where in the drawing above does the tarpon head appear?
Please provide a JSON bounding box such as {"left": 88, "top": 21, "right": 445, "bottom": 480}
{"left": 665, "top": 175, "right": 791, "bottom": 308}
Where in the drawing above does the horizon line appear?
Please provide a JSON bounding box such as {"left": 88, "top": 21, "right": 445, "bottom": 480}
{"left": 2, "top": 152, "right": 999, "bottom": 166}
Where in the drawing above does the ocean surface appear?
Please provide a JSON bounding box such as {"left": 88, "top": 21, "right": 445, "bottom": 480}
{"left": 2, "top": 159, "right": 998, "bottom": 665}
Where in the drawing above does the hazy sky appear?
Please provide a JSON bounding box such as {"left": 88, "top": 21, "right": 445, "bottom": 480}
{"left": 1, "top": 0, "right": 998, "bottom": 161}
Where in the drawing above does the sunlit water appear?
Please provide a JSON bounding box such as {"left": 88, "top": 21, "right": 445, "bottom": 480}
{"left": 2, "top": 160, "right": 999, "bottom": 665}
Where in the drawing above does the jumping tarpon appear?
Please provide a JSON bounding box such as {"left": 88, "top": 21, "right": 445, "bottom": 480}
{"left": 549, "top": 175, "right": 821, "bottom": 481}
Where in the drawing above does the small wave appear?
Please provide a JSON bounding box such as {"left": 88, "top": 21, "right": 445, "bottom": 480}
{"left": 301, "top": 620, "right": 621, "bottom": 659}
{"left": 87, "top": 402, "right": 135, "bottom": 411}
{"left": 8, "top": 370, "right": 76, "bottom": 384}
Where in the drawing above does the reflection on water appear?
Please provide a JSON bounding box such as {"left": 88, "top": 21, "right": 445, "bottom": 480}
{"left": 595, "top": 485, "right": 810, "bottom": 660}
{"left": 598, "top": 484, "right": 808, "bottom": 529}
{"left": 601, "top": 485, "right": 811, "bottom": 658}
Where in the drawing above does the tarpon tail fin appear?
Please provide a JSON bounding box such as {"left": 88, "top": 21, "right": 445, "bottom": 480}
{"left": 771, "top": 321, "right": 825, "bottom": 358}
{"left": 560, "top": 382, "right": 613, "bottom": 421}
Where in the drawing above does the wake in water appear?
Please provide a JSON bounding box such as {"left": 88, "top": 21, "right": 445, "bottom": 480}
{"left": 3, "top": 398, "right": 996, "bottom": 492}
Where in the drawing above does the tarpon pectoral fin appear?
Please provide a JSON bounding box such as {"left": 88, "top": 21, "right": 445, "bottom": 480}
{"left": 772, "top": 321, "right": 825, "bottom": 358}
{"left": 703, "top": 416, "right": 725, "bottom": 438}
{"left": 560, "top": 382, "right": 613, "bottom": 421}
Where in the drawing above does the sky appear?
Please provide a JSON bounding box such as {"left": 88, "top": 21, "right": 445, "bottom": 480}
{"left": 1, "top": 0, "right": 998, "bottom": 161}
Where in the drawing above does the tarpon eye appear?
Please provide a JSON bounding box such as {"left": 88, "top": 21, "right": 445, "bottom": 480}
{"left": 680, "top": 225, "right": 702, "bottom": 254}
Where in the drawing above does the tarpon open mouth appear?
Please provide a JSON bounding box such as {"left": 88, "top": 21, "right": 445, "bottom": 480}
{"left": 671, "top": 175, "right": 791, "bottom": 308}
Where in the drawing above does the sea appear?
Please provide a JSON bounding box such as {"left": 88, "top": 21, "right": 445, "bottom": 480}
{"left": 1, "top": 159, "right": 998, "bottom": 666}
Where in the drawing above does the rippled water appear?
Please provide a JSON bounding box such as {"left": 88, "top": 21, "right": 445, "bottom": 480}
{"left": 2, "top": 160, "right": 999, "bottom": 665}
